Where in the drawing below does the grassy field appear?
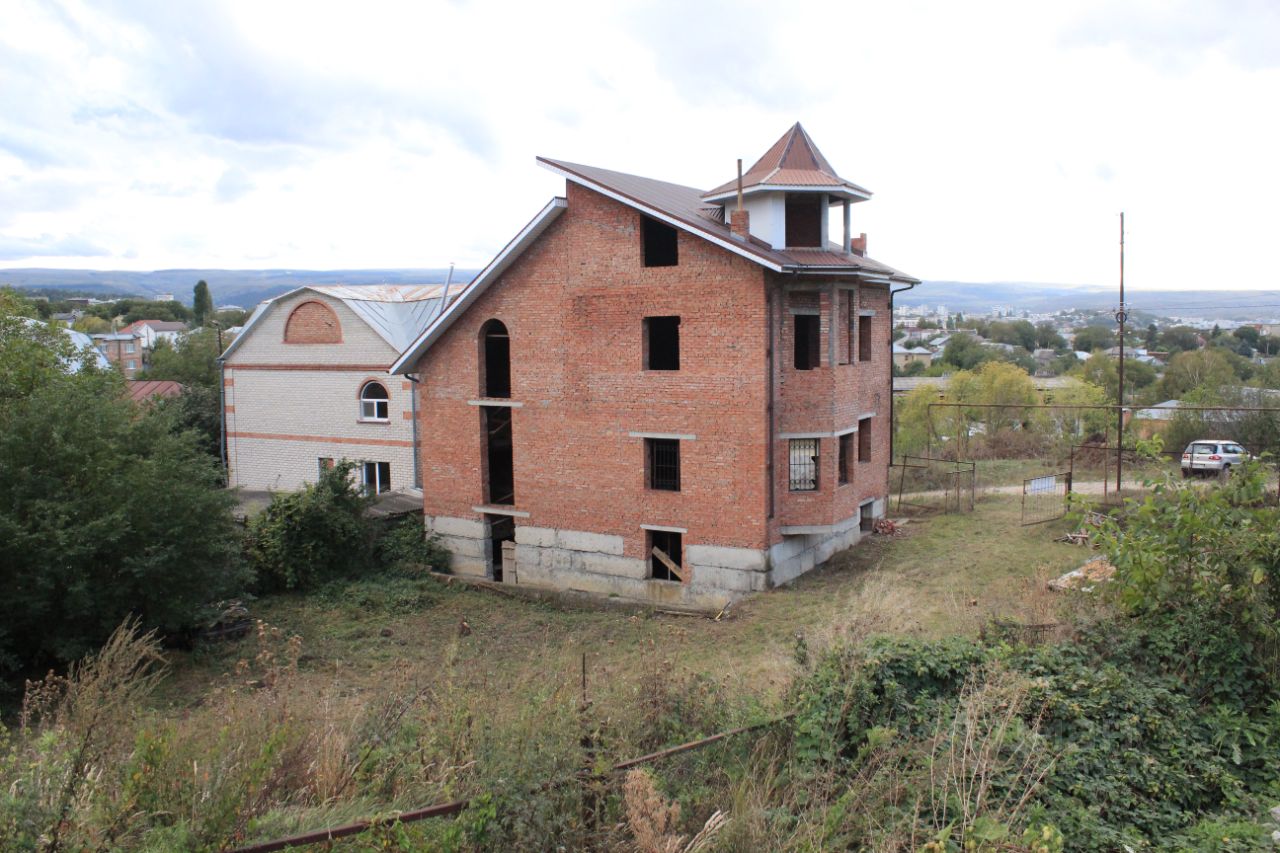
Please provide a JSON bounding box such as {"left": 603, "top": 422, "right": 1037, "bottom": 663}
{"left": 158, "top": 495, "right": 1090, "bottom": 726}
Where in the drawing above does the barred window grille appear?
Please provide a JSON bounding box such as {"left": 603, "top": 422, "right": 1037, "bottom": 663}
{"left": 647, "top": 439, "right": 680, "bottom": 491}
{"left": 789, "top": 438, "right": 819, "bottom": 491}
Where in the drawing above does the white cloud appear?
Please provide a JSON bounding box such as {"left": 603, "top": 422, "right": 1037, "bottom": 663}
{"left": 0, "top": 0, "right": 1276, "bottom": 293}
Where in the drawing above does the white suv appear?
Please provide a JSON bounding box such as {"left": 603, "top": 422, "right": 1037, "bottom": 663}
{"left": 1181, "top": 440, "right": 1248, "bottom": 478}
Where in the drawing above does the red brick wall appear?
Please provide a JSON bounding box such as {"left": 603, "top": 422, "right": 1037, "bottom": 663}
{"left": 284, "top": 301, "right": 343, "bottom": 344}
{"left": 415, "top": 183, "right": 772, "bottom": 557}
{"left": 769, "top": 280, "right": 892, "bottom": 537}
{"left": 415, "top": 182, "right": 894, "bottom": 563}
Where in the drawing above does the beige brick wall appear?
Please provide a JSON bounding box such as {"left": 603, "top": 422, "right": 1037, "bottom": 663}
{"left": 224, "top": 291, "right": 417, "bottom": 492}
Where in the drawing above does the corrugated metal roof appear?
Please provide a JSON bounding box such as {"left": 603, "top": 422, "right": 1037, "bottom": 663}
{"left": 219, "top": 283, "right": 468, "bottom": 362}
{"left": 126, "top": 380, "right": 185, "bottom": 402}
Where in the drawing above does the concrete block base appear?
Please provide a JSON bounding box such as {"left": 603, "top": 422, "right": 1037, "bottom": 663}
{"left": 427, "top": 499, "right": 886, "bottom": 610}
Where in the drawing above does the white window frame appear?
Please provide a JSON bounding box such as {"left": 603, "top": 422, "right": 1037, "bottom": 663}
{"left": 124, "top": 342, "right": 136, "bottom": 354}
{"left": 359, "top": 381, "right": 390, "bottom": 422}
{"left": 361, "top": 460, "right": 391, "bottom": 495}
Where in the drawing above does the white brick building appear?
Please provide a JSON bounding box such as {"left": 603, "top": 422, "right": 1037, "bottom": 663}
{"left": 220, "top": 285, "right": 461, "bottom": 493}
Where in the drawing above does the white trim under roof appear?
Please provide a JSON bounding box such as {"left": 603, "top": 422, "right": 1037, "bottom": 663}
{"left": 703, "top": 183, "right": 872, "bottom": 204}
{"left": 390, "top": 197, "right": 568, "bottom": 374}
{"left": 538, "top": 159, "right": 787, "bottom": 274}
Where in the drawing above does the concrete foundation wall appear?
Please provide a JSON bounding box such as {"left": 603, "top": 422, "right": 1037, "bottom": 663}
{"left": 426, "top": 506, "right": 884, "bottom": 610}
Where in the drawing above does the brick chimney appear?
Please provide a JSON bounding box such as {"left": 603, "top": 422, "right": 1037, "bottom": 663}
{"left": 730, "top": 208, "right": 750, "bottom": 241}
{"left": 850, "top": 232, "right": 867, "bottom": 257}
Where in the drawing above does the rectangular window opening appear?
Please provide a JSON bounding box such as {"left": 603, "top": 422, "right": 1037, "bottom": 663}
{"left": 648, "top": 529, "right": 683, "bottom": 582}
{"left": 641, "top": 216, "right": 678, "bottom": 267}
{"left": 838, "top": 433, "right": 853, "bottom": 485}
{"left": 486, "top": 514, "right": 515, "bottom": 583}
{"left": 643, "top": 316, "right": 680, "bottom": 370}
{"left": 843, "top": 293, "right": 855, "bottom": 364}
{"left": 646, "top": 438, "right": 680, "bottom": 491}
{"left": 860, "top": 503, "right": 876, "bottom": 533}
{"left": 362, "top": 461, "right": 391, "bottom": 495}
{"left": 785, "top": 194, "right": 823, "bottom": 248}
{"left": 482, "top": 406, "right": 515, "bottom": 505}
{"left": 789, "top": 438, "right": 819, "bottom": 491}
{"left": 858, "top": 417, "right": 872, "bottom": 463}
{"left": 858, "top": 314, "right": 873, "bottom": 362}
{"left": 794, "top": 314, "right": 820, "bottom": 370}
{"left": 317, "top": 457, "right": 334, "bottom": 478}
{"left": 483, "top": 333, "right": 511, "bottom": 398}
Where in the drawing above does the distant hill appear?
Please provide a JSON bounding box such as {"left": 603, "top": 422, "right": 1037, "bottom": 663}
{"left": 5, "top": 269, "right": 1276, "bottom": 321}
{"left": 902, "top": 281, "right": 1280, "bottom": 320}
{"left": 0, "top": 268, "right": 479, "bottom": 308}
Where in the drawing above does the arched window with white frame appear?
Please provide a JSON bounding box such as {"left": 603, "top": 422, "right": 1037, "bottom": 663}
{"left": 359, "top": 381, "right": 389, "bottom": 421}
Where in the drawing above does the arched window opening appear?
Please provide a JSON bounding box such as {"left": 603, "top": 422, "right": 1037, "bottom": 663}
{"left": 479, "top": 319, "right": 511, "bottom": 398}
{"left": 284, "top": 300, "right": 342, "bottom": 343}
{"left": 360, "top": 381, "right": 389, "bottom": 421}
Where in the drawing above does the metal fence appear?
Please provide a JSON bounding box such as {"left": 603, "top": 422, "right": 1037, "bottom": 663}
{"left": 1021, "top": 471, "right": 1071, "bottom": 525}
{"left": 892, "top": 455, "right": 976, "bottom": 514}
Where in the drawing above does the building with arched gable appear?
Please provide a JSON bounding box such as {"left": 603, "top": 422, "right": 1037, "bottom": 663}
{"left": 220, "top": 284, "right": 462, "bottom": 493}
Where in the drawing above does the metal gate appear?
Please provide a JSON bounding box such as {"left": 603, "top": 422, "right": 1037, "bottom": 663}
{"left": 1021, "top": 472, "right": 1071, "bottom": 525}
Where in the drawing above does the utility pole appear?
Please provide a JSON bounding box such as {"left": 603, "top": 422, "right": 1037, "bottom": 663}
{"left": 1115, "top": 212, "right": 1126, "bottom": 493}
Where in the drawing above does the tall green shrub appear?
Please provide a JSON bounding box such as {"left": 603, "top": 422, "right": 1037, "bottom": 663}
{"left": 245, "top": 461, "right": 374, "bottom": 591}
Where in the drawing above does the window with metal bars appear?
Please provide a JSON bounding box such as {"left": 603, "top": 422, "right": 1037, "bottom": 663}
{"left": 789, "top": 438, "right": 819, "bottom": 491}
{"left": 646, "top": 438, "right": 680, "bottom": 491}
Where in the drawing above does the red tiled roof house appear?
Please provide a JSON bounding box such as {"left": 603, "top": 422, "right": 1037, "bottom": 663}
{"left": 392, "top": 125, "right": 919, "bottom": 609}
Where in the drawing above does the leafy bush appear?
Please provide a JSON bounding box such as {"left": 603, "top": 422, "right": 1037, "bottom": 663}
{"left": 0, "top": 349, "right": 245, "bottom": 678}
{"left": 375, "top": 516, "right": 451, "bottom": 573}
{"left": 1092, "top": 460, "right": 1280, "bottom": 678}
{"left": 245, "top": 460, "right": 374, "bottom": 592}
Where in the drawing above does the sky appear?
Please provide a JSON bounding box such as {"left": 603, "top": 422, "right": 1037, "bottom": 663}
{"left": 1, "top": 0, "right": 1278, "bottom": 293}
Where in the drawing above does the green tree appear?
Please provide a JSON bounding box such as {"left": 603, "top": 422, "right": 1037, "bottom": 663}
{"left": 941, "top": 334, "right": 991, "bottom": 370}
{"left": 1158, "top": 325, "right": 1201, "bottom": 354}
{"left": 1232, "top": 326, "right": 1259, "bottom": 347}
{"left": 71, "top": 315, "right": 111, "bottom": 334}
{"left": 146, "top": 327, "right": 222, "bottom": 388}
{"left": 1144, "top": 323, "right": 1159, "bottom": 349}
{"left": 0, "top": 304, "right": 245, "bottom": 675}
{"left": 893, "top": 383, "right": 942, "bottom": 457}
{"left": 976, "top": 360, "right": 1039, "bottom": 433}
{"left": 1035, "top": 321, "right": 1067, "bottom": 350}
{"left": 1072, "top": 326, "right": 1114, "bottom": 352}
{"left": 1158, "top": 348, "right": 1236, "bottom": 399}
{"left": 192, "top": 280, "right": 214, "bottom": 327}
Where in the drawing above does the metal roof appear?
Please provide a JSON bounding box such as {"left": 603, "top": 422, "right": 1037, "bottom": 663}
{"left": 537, "top": 158, "right": 916, "bottom": 281}
{"left": 391, "top": 198, "right": 568, "bottom": 374}
{"left": 220, "top": 283, "right": 467, "bottom": 362}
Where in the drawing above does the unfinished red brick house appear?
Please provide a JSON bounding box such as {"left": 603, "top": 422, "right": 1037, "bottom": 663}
{"left": 392, "top": 124, "right": 919, "bottom": 608}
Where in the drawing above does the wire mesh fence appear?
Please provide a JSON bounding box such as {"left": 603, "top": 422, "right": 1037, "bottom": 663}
{"left": 1021, "top": 471, "right": 1071, "bottom": 525}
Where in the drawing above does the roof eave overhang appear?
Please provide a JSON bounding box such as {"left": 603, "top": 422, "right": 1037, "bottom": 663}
{"left": 702, "top": 183, "right": 873, "bottom": 204}
{"left": 538, "top": 158, "right": 786, "bottom": 273}
{"left": 389, "top": 197, "right": 569, "bottom": 375}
